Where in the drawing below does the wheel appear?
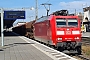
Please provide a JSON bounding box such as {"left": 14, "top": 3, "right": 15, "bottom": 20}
{"left": 57, "top": 46, "right": 63, "bottom": 52}
{"left": 77, "top": 46, "right": 82, "bottom": 55}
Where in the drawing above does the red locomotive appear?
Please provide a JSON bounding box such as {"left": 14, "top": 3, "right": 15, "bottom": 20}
{"left": 12, "top": 10, "right": 82, "bottom": 54}
{"left": 34, "top": 10, "right": 82, "bottom": 54}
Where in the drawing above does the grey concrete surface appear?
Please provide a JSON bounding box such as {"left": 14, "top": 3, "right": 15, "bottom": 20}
{"left": 0, "top": 32, "right": 53, "bottom": 60}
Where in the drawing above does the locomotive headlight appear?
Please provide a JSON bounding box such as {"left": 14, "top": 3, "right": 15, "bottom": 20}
{"left": 57, "top": 38, "right": 62, "bottom": 40}
{"left": 76, "top": 37, "right": 79, "bottom": 39}
{"left": 57, "top": 31, "right": 64, "bottom": 35}
{"left": 75, "top": 37, "right": 79, "bottom": 39}
{"left": 75, "top": 38, "right": 76, "bottom": 39}
{"left": 72, "top": 31, "right": 80, "bottom": 34}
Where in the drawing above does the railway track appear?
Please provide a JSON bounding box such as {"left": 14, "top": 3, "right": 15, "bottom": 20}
{"left": 70, "top": 54, "right": 90, "bottom": 60}
{"left": 82, "top": 37, "right": 90, "bottom": 46}
{"left": 75, "top": 55, "right": 90, "bottom": 60}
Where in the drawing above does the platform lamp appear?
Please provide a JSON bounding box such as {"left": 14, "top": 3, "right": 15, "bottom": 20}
{"left": 41, "top": 3, "right": 52, "bottom": 16}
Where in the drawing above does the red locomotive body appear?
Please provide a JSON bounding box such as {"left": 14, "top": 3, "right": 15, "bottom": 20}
{"left": 34, "top": 10, "right": 82, "bottom": 54}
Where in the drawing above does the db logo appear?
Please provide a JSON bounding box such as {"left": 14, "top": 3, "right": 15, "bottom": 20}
{"left": 66, "top": 31, "right": 71, "bottom": 34}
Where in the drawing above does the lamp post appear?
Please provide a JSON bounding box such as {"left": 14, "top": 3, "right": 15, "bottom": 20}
{"left": 41, "top": 3, "right": 52, "bottom": 16}
{"left": 35, "top": 0, "right": 38, "bottom": 20}
{"left": 0, "top": 8, "right": 4, "bottom": 46}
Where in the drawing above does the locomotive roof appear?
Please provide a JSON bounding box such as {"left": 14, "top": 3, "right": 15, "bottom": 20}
{"left": 36, "top": 15, "right": 79, "bottom": 23}
{"left": 36, "top": 16, "right": 50, "bottom": 23}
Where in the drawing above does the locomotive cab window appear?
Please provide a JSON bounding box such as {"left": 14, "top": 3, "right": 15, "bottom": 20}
{"left": 68, "top": 18, "right": 78, "bottom": 27}
{"left": 56, "top": 18, "right": 66, "bottom": 27}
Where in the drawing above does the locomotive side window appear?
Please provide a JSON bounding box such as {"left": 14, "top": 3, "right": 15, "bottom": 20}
{"left": 56, "top": 18, "right": 66, "bottom": 27}
{"left": 68, "top": 18, "right": 78, "bottom": 26}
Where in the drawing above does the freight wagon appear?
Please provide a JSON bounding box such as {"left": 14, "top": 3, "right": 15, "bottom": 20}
{"left": 12, "top": 20, "right": 35, "bottom": 39}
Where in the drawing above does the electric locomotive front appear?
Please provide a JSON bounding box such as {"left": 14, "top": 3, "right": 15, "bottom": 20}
{"left": 51, "top": 10, "right": 82, "bottom": 54}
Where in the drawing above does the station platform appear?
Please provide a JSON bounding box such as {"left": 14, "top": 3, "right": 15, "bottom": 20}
{"left": 0, "top": 31, "right": 77, "bottom": 60}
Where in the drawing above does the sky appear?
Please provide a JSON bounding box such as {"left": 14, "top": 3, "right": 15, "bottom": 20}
{"left": 0, "top": 0, "right": 90, "bottom": 24}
